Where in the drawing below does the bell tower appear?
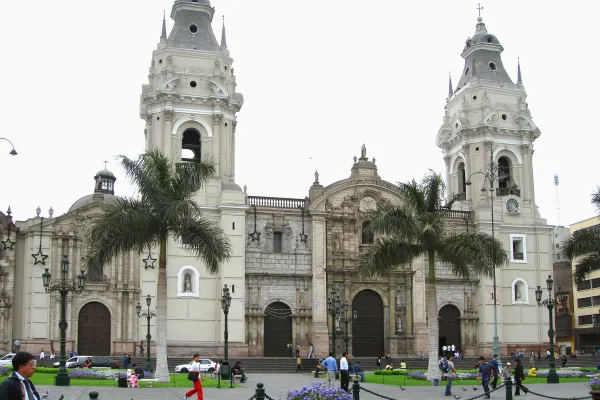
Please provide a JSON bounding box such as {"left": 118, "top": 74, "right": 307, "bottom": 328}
{"left": 139, "top": 0, "right": 247, "bottom": 356}
{"left": 436, "top": 16, "right": 552, "bottom": 355}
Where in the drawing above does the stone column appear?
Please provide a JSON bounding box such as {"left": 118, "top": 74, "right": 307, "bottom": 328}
{"left": 231, "top": 121, "right": 237, "bottom": 182}
{"left": 462, "top": 144, "right": 472, "bottom": 201}
{"left": 311, "top": 215, "right": 328, "bottom": 357}
{"left": 521, "top": 144, "right": 534, "bottom": 203}
{"left": 444, "top": 155, "right": 452, "bottom": 194}
{"left": 212, "top": 114, "right": 222, "bottom": 178}
{"left": 406, "top": 283, "right": 413, "bottom": 335}
{"left": 164, "top": 109, "right": 173, "bottom": 158}
{"left": 127, "top": 293, "right": 134, "bottom": 341}
{"left": 116, "top": 297, "right": 123, "bottom": 341}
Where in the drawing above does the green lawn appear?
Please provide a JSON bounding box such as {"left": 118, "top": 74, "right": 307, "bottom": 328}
{"left": 365, "top": 375, "right": 590, "bottom": 386}
{"left": 0, "top": 372, "right": 230, "bottom": 388}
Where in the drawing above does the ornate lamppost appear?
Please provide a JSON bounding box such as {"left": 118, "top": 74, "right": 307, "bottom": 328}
{"left": 136, "top": 295, "right": 156, "bottom": 372}
{"left": 327, "top": 286, "right": 344, "bottom": 356}
{"left": 535, "top": 275, "right": 564, "bottom": 384}
{"left": 42, "top": 255, "right": 86, "bottom": 386}
{"left": 0, "top": 137, "right": 17, "bottom": 156}
{"left": 466, "top": 143, "right": 518, "bottom": 361}
{"left": 343, "top": 301, "right": 350, "bottom": 355}
{"left": 218, "top": 284, "right": 232, "bottom": 389}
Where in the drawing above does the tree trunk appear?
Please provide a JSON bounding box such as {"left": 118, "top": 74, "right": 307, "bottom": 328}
{"left": 154, "top": 237, "right": 170, "bottom": 382}
{"left": 426, "top": 251, "right": 441, "bottom": 383}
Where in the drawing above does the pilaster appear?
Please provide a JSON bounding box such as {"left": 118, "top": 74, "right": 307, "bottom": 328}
{"left": 311, "top": 215, "right": 328, "bottom": 356}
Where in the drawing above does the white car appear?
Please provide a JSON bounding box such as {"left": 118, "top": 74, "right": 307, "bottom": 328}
{"left": 0, "top": 353, "right": 16, "bottom": 367}
{"left": 174, "top": 359, "right": 216, "bottom": 373}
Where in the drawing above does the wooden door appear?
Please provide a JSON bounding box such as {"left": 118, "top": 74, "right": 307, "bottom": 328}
{"left": 78, "top": 302, "right": 111, "bottom": 355}
{"left": 352, "top": 290, "right": 384, "bottom": 357}
{"left": 263, "top": 302, "right": 292, "bottom": 357}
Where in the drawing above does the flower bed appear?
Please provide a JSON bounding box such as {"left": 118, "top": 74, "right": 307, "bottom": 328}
{"left": 535, "top": 369, "right": 587, "bottom": 378}
{"left": 0, "top": 367, "right": 8, "bottom": 377}
{"left": 286, "top": 382, "right": 352, "bottom": 400}
{"left": 67, "top": 369, "right": 154, "bottom": 380}
{"left": 407, "top": 371, "right": 478, "bottom": 381}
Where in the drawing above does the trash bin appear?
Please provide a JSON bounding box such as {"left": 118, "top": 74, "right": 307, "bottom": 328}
{"left": 118, "top": 377, "right": 128, "bottom": 388}
{"left": 220, "top": 362, "right": 231, "bottom": 380}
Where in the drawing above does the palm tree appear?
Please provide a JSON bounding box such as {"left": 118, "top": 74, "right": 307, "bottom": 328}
{"left": 85, "top": 150, "right": 231, "bottom": 380}
{"left": 359, "top": 172, "right": 507, "bottom": 382}
{"left": 561, "top": 187, "right": 600, "bottom": 283}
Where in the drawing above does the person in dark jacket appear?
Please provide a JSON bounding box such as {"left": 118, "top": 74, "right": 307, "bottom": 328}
{"left": 0, "top": 352, "right": 40, "bottom": 400}
{"left": 514, "top": 358, "right": 525, "bottom": 396}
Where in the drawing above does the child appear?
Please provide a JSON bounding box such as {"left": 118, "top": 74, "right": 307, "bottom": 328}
{"left": 130, "top": 373, "right": 139, "bottom": 388}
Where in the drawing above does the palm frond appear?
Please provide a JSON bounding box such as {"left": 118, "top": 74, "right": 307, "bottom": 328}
{"left": 364, "top": 205, "right": 418, "bottom": 238}
{"left": 421, "top": 171, "right": 446, "bottom": 212}
{"left": 161, "top": 199, "right": 203, "bottom": 229}
{"left": 573, "top": 254, "right": 600, "bottom": 283}
{"left": 119, "top": 150, "right": 173, "bottom": 205}
{"left": 172, "top": 160, "right": 216, "bottom": 197}
{"left": 418, "top": 211, "right": 445, "bottom": 250}
{"left": 86, "top": 198, "right": 160, "bottom": 267}
{"left": 438, "top": 232, "right": 508, "bottom": 278}
{"left": 357, "top": 237, "right": 422, "bottom": 277}
{"left": 560, "top": 228, "right": 600, "bottom": 260}
{"left": 176, "top": 218, "right": 232, "bottom": 274}
{"left": 593, "top": 187, "right": 600, "bottom": 214}
{"left": 397, "top": 179, "right": 425, "bottom": 213}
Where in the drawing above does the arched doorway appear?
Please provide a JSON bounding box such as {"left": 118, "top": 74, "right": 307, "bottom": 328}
{"left": 439, "top": 304, "right": 461, "bottom": 355}
{"left": 78, "top": 302, "right": 111, "bottom": 355}
{"left": 352, "top": 290, "right": 384, "bottom": 357}
{"left": 263, "top": 302, "right": 292, "bottom": 357}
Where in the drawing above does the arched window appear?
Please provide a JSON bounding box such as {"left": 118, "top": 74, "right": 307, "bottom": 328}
{"left": 511, "top": 278, "right": 529, "bottom": 304}
{"left": 458, "top": 162, "right": 466, "bottom": 194}
{"left": 182, "top": 129, "right": 201, "bottom": 163}
{"left": 498, "top": 157, "right": 511, "bottom": 189}
{"left": 176, "top": 266, "right": 200, "bottom": 298}
{"left": 361, "top": 221, "right": 374, "bottom": 245}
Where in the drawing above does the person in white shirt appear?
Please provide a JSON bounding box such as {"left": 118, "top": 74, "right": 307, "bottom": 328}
{"left": 340, "top": 351, "right": 350, "bottom": 393}
{"left": 39, "top": 350, "right": 45, "bottom": 366}
{"left": 183, "top": 354, "right": 204, "bottom": 400}
{"left": 49, "top": 350, "right": 55, "bottom": 360}
{"left": 442, "top": 345, "right": 447, "bottom": 357}
{"left": 0, "top": 352, "right": 40, "bottom": 400}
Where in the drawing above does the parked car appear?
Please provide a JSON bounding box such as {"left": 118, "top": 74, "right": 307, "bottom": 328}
{"left": 0, "top": 353, "right": 16, "bottom": 367}
{"left": 52, "top": 356, "right": 118, "bottom": 368}
{"left": 174, "top": 359, "right": 215, "bottom": 373}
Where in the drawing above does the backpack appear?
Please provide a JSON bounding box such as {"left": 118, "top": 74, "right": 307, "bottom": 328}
{"left": 441, "top": 360, "right": 450, "bottom": 373}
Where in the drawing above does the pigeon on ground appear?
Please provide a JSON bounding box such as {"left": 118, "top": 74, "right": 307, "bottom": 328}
{"left": 41, "top": 391, "right": 49, "bottom": 399}
{"left": 473, "top": 387, "right": 479, "bottom": 391}
{"left": 454, "top": 396, "right": 462, "bottom": 400}
{"left": 399, "top": 386, "right": 406, "bottom": 390}
{"left": 462, "top": 388, "right": 468, "bottom": 391}
{"left": 58, "top": 395, "right": 64, "bottom": 400}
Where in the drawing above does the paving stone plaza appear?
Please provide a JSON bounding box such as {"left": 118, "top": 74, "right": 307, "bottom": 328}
{"left": 34, "top": 374, "right": 591, "bottom": 400}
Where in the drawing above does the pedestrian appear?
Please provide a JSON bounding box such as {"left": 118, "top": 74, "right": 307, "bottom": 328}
{"left": 340, "top": 351, "right": 350, "bottom": 393}
{"left": 139, "top": 341, "right": 145, "bottom": 357}
{"left": 308, "top": 343, "right": 314, "bottom": 359}
{"left": 123, "top": 353, "right": 128, "bottom": 369}
{"left": 49, "top": 350, "right": 55, "bottom": 360}
{"left": 183, "top": 354, "right": 204, "bottom": 400}
{"left": 442, "top": 345, "right": 447, "bottom": 357}
{"left": 476, "top": 356, "right": 492, "bottom": 399}
{"left": 561, "top": 354, "right": 567, "bottom": 367}
{"left": 127, "top": 353, "right": 132, "bottom": 368}
{"left": 376, "top": 356, "right": 382, "bottom": 369}
{"left": 0, "top": 352, "right": 40, "bottom": 400}
{"left": 12, "top": 339, "right": 20, "bottom": 353}
{"left": 529, "top": 352, "right": 535, "bottom": 368}
{"left": 296, "top": 356, "right": 302, "bottom": 372}
{"left": 514, "top": 358, "right": 525, "bottom": 396}
{"left": 490, "top": 354, "right": 500, "bottom": 389}
{"left": 295, "top": 344, "right": 300, "bottom": 359}
{"left": 503, "top": 362, "right": 512, "bottom": 381}
{"left": 322, "top": 352, "right": 338, "bottom": 390}
{"left": 39, "top": 350, "right": 45, "bottom": 366}
{"left": 443, "top": 355, "right": 456, "bottom": 396}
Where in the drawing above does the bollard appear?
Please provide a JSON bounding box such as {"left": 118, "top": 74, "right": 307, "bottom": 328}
{"left": 255, "top": 382, "right": 266, "bottom": 400}
{"left": 505, "top": 377, "right": 513, "bottom": 400}
{"left": 352, "top": 377, "right": 360, "bottom": 400}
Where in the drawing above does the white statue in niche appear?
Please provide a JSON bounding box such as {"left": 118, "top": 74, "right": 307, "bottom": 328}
{"left": 184, "top": 273, "right": 192, "bottom": 292}
{"left": 397, "top": 316, "right": 403, "bottom": 332}
{"left": 515, "top": 284, "right": 522, "bottom": 301}
{"left": 335, "top": 315, "right": 342, "bottom": 331}
{"left": 333, "top": 230, "right": 342, "bottom": 252}
{"left": 395, "top": 289, "right": 403, "bottom": 307}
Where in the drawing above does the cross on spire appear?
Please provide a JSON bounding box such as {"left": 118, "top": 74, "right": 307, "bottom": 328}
{"left": 476, "top": 3, "right": 484, "bottom": 18}
{"left": 103, "top": 159, "right": 108, "bottom": 169}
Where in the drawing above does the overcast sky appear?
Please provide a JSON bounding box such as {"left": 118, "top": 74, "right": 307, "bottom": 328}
{"left": 0, "top": 1, "right": 597, "bottom": 227}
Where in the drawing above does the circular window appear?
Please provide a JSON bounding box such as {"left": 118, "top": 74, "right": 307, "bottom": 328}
{"left": 158, "top": 59, "right": 163, "bottom": 65}
{"left": 189, "top": 24, "right": 198, "bottom": 34}
{"left": 190, "top": 81, "right": 197, "bottom": 88}
{"left": 476, "top": 147, "right": 480, "bottom": 151}
{"left": 489, "top": 62, "right": 497, "bottom": 71}
{"left": 472, "top": 95, "right": 477, "bottom": 100}
{"left": 464, "top": 67, "right": 470, "bottom": 76}
{"left": 501, "top": 114, "right": 507, "bottom": 121}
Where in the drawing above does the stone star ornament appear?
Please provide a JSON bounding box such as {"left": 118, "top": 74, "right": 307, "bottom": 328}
{"left": 1, "top": 236, "right": 15, "bottom": 250}
{"left": 32, "top": 248, "right": 48, "bottom": 265}
{"left": 248, "top": 231, "right": 261, "bottom": 242}
{"left": 142, "top": 251, "right": 157, "bottom": 269}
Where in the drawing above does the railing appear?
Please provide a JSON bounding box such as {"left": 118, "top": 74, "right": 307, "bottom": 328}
{"left": 436, "top": 209, "right": 471, "bottom": 220}
{"left": 513, "top": 252, "right": 524, "bottom": 260}
{"left": 453, "top": 193, "right": 466, "bottom": 201}
{"left": 247, "top": 196, "right": 305, "bottom": 209}
{"left": 87, "top": 275, "right": 109, "bottom": 284}
{"left": 496, "top": 187, "right": 521, "bottom": 197}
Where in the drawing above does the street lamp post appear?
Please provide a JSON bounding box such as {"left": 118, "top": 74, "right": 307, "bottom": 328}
{"left": 0, "top": 137, "right": 17, "bottom": 155}
{"left": 535, "top": 275, "right": 565, "bottom": 384}
{"left": 466, "top": 144, "right": 518, "bottom": 361}
{"left": 327, "top": 286, "right": 345, "bottom": 356}
{"left": 343, "top": 302, "right": 350, "bottom": 355}
{"left": 136, "top": 295, "right": 157, "bottom": 372}
{"left": 593, "top": 312, "right": 600, "bottom": 351}
{"left": 42, "top": 255, "right": 86, "bottom": 386}
{"left": 218, "top": 284, "right": 232, "bottom": 389}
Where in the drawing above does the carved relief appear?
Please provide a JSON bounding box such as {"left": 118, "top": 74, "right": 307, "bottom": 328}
{"left": 332, "top": 228, "right": 343, "bottom": 252}
{"left": 213, "top": 114, "right": 223, "bottom": 125}
{"left": 359, "top": 196, "right": 377, "bottom": 212}
{"left": 164, "top": 109, "right": 173, "bottom": 121}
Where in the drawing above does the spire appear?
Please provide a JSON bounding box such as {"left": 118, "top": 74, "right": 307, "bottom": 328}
{"left": 517, "top": 57, "right": 523, "bottom": 85}
{"left": 160, "top": 11, "right": 167, "bottom": 40}
{"left": 220, "top": 15, "right": 227, "bottom": 49}
{"left": 448, "top": 72, "right": 453, "bottom": 97}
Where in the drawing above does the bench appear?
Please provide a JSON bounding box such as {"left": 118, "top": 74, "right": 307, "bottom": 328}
{"left": 140, "top": 378, "right": 159, "bottom": 388}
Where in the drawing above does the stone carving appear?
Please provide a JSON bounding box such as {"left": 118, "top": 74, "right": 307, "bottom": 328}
{"left": 314, "top": 170, "right": 319, "bottom": 184}
{"left": 353, "top": 155, "right": 357, "bottom": 163}
{"left": 232, "top": 121, "right": 237, "bottom": 133}
{"left": 361, "top": 144, "right": 367, "bottom": 159}
{"left": 213, "top": 114, "right": 223, "bottom": 125}
{"left": 360, "top": 196, "right": 376, "bottom": 212}
{"left": 184, "top": 274, "right": 192, "bottom": 292}
{"left": 315, "top": 266, "right": 325, "bottom": 279}
{"left": 252, "top": 288, "right": 260, "bottom": 306}
{"left": 215, "top": 60, "right": 221, "bottom": 68}
{"left": 332, "top": 229, "right": 342, "bottom": 252}
{"left": 414, "top": 268, "right": 424, "bottom": 282}
{"left": 325, "top": 198, "right": 333, "bottom": 211}
{"left": 515, "top": 285, "right": 522, "bottom": 301}
{"left": 335, "top": 315, "right": 341, "bottom": 331}
{"left": 397, "top": 316, "right": 403, "bottom": 332}
{"left": 298, "top": 291, "right": 306, "bottom": 308}
{"left": 395, "top": 287, "right": 404, "bottom": 307}
{"left": 390, "top": 340, "right": 398, "bottom": 355}
{"left": 164, "top": 109, "right": 173, "bottom": 121}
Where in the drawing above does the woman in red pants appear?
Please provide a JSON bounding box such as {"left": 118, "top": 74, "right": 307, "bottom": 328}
{"left": 184, "top": 354, "right": 204, "bottom": 400}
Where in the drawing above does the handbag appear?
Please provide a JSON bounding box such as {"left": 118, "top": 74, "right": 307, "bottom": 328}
{"left": 187, "top": 371, "right": 199, "bottom": 382}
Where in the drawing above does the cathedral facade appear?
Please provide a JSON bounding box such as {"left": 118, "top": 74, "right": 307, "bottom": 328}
{"left": 0, "top": 1, "right": 553, "bottom": 358}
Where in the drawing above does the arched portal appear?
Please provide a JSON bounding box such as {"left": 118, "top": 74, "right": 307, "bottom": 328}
{"left": 263, "top": 302, "right": 292, "bottom": 357}
{"left": 352, "top": 290, "right": 384, "bottom": 356}
{"left": 78, "top": 302, "right": 111, "bottom": 355}
{"left": 438, "top": 304, "right": 461, "bottom": 355}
